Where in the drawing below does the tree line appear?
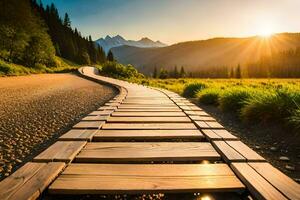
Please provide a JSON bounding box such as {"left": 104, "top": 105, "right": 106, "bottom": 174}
{"left": 0, "top": 0, "right": 107, "bottom": 68}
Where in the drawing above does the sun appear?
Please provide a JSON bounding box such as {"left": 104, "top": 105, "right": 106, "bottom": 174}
{"left": 258, "top": 27, "right": 274, "bottom": 37}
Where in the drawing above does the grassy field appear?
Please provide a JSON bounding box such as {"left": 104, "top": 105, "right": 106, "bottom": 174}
{"left": 129, "top": 78, "right": 300, "bottom": 133}
{"left": 0, "top": 57, "right": 79, "bottom": 76}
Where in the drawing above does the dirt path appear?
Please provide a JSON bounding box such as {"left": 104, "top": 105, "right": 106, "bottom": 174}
{"left": 0, "top": 73, "right": 117, "bottom": 179}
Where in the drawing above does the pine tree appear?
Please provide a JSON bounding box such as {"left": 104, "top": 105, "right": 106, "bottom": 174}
{"left": 153, "top": 66, "right": 157, "bottom": 78}
{"left": 173, "top": 65, "right": 179, "bottom": 78}
{"left": 63, "top": 13, "right": 71, "bottom": 28}
{"left": 180, "top": 66, "right": 185, "bottom": 78}
{"left": 107, "top": 50, "right": 114, "bottom": 61}
{"left": 236, "top": 64, "right": 242, "bottom": 78}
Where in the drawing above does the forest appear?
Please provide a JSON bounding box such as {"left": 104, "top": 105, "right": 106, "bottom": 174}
{"left": 0, "top": 0, "right": 106, "bottom": 75}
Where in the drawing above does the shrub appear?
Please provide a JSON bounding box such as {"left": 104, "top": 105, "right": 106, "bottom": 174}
{"left": 288, "top": 108, "right": 300, "bottom": 132}
{"left": 99, "top": 62, "right": 144, "bottom": 79}
{"left": 198, "top": 88, "right": 222, "bottom": 105}
{"left": 182, "top": 82, "right": 207, "bottom": 98}
{"left": 219, "top": 88, "right": 254, "bottom": 113}
{"left": 241, "top": 89, "right": 300, "bottom": 124}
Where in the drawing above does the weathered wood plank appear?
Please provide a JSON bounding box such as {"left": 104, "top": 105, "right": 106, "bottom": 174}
{"left": 212, "top": 141, "right": 246, "bottom": 162}
{"left": 0, "top": 162, "right": 65, "bottom": 200}
{"left": 202, "top": 129, "right": 238, "bottom": 141}
{"left": 249, "top": 162, "right": 300, "bottom": 200}
{"left": 195, "top": 121, "right": 224, "bottom": 129}
{"left": 81, "top": 115, "right": 109, "bottom": 121}
{"left": 226, "top": 141, "right": 265, "bottom": 162}
{"left": 93, "top": 130, "right": 204, "bottom": 140}
{"left": 59, "top": 129, "right": 97, "bottom": 141}
{"left": 102, "top": 123, "right": 198, "bottom": 130}
{"left": 185, "top": 110, "right": 210, "bottom": 116}
{"left": 73, "top": 121, "right": 105, "bottom": 129}
{"left": 88, "top": 110, "right": 113, "bottom": 116}
{"left": 116, "top": 108, "right": 181, "bottom": 112}
{"left": 75, "top": 142, "right": 220, "bottom": 162}
{"left": 49, "top": 163, "right": 244, "bottom": 194}
{"left": 190, "top": 115, "right": 216, "bottom": 121}
{"left": 34, "top": 141, "right": 86, "bottom": 163}
{"left": 107, "top": 116, "right": 191, "bottom": 123}
{"left": 112, "top": 111, "right": 186, "bottom": 117}
{"left": 231, "top": 163, "right": 287, "bottom": 200}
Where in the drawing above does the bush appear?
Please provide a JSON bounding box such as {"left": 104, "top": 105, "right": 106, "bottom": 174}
{"left": 241, "top": 89, "right": 300, "bottom": 124}
{"left": 288, "top": 108, "right": 300, "bottom": 132}
{"left": 182, "top": 82, "right": 206, "bottom": 98}
{"left": 99, "top": 62, "right": 144, "bottom": 79}
{"left": 198, "top": 88, "right": 222, "bottom": 105}
{"left": 219, "top": 88, "right": 254, "bottom": 113}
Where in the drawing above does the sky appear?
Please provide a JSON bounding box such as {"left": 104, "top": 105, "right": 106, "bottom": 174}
{"left": 41, "top": 0, "right": 300, "bottom": 45}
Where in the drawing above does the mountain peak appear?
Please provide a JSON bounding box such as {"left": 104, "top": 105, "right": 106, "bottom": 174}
{"left": 96, "top": 35, "right": 167, "bottom": 53}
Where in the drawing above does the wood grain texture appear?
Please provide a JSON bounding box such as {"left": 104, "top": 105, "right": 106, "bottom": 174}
{"left": 76, "top": 142, "right": 220, "bottom": 162}
{"left": 34, "top": 141, "right": 86, "bottom": 163}
{"left": 212, "top": 141, "right": 246, "bottom": 162}
{"left": 249, "top": 162, "right": 300, "bottom": 200}
{"left": 102, "top": 123, "right": 198, "bottom": 130}
{"left": 112, "top": 111, "right": 186, "bottom": 117}
{"left": 93, "top": 130, "right": 204, "bottom": 140}
{"left": 49, "top": 163, "right": 244, "bottom": 194}
{"left": 73, "top": 121, "right": 105, "bottom": 129}
{"left": 107, "top": 116, "right": 191, "bottom": 123}
{"left": 0, "top": 162, "right": 65, "bottom": 200}
{"left": 202, "top": 129, "right": 238, "bottom": 141}
{"left": 226, "top": 141, "right": 265, "bottom": 162}
{"left": 59, "top": 129, "right": 98, "bottom": 141}
{"left": 231, "top": 163, "right": 287, "bottom": 200}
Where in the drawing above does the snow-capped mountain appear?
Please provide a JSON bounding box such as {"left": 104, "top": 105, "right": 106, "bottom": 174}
{"left": 95, "top": 35, "right": 167, "bottom": 53}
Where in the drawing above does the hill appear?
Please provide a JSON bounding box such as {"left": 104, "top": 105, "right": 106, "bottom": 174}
{"left": 111, "top": 33, "right": 300, "bottom": 75}
{"left": 96, "top": 35, "right": 166, "bottom": 53}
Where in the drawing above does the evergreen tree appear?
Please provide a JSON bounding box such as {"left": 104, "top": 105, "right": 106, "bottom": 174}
{"left": 236, "top": 64, "right": 242, "bottom": 78}
{"left": 173, "top": 65, "right": 179, "bottom": 78}
{"left": 180, "top": 66, "right": 185, "bottom": 78}
{"left": 159, "top": 68, "right": 169, "bottom": 79}
{"left": 63, "top": 13, "right": 71, "bottom": 28}
{"left": 107, "top": 50, "right": 114, "bottom": 61}
{"left": 153, "top": 66, "right": 157, "bottom": 78}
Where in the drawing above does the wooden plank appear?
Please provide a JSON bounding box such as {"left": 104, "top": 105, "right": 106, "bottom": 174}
{"left": 49, "top": 163, "right": 245, "bottom": 194}
{"left": 185, "top": 110, "right": 210, "bottom": 116}
{"left": 190, "top": 115, "right": 216, "bottom": 121}
{"left": 0, "top": 162, "right": 65, "bottom": 200}
{"left": 231, "top": 163, "right": 287, "bottom": 200}
{"left": 195, "top": 121, "right": 224, "bottom": 129}
{"left": 81, "top": 115, "right": 109, "bottom": 121}
{"left": 59, "top": 129, "right": 97, "bottom": 141}
{"left": 34, "top": 141, "right": 86, "bottom": 163}
{"left": 117, "top": 108, "right": 181, "bottom": 112}
{"left": 107, "top": 116, "right": 191, "bottom": 123}
{"left": 118, "top": 106, "right": 179, "bottom": 109}
{"left": 93, "top": 130, "right": 204, "bottom": 140}
{"left": 112, "top": 111, "right": 186, "bottom": 117}
{"left": 102, "top": 123, "right": 198, "bottom": 130}
{"left": 98, "top": 106, "right": 118, "bottom": 110}
{"left": 88, "top": 110, "right": 113, "bottom": 116}
{"left": 249, "top": 162, "right": 300, "bottom": 200}
{"left": 180, "top": 106, "right": 202, "bottom": 111}
{"left": 75, "top": 142, "right": 220, "bottom": 162}
{"left": 212, "top": 141, "right": 246, "bottom": 162}
{"left": 226, "top": 141, "right": 265, "bottom": 162}
{"left": 202, "top": 129, "right": 238, "bottom": 141}
{"left": 73, "top": 121, "right": 105, "bottom": 129}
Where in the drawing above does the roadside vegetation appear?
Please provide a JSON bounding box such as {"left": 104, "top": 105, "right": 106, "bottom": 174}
{"left": 129, "top": 77, "right": 300, "bottom": 133}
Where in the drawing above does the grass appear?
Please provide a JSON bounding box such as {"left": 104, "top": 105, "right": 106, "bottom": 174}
{"left": 126, "top": 77, "right": 300, "bottom": 133}
{"left": 0, "top": 57, "right": 79, "bottom": 76}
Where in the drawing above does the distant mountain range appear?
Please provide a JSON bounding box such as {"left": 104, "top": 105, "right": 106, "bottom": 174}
{"left": 95, "top": 35, "right": 167, "bottom": 53}
{"left": 111, "top": 33, "right": 300, "bottom": 74}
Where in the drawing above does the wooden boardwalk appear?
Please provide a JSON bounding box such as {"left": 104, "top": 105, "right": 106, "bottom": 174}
{"left": 0, "top": 66, "right": 299, "bottom": 200}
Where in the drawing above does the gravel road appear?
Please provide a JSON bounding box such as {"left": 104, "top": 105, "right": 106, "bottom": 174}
{"left": 0, "top": 73, "right": 117, "bottom": 179}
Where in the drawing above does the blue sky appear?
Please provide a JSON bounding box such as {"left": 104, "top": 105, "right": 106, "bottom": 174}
{"left": 42, "top": 0, "right": 300, "bottom": 44}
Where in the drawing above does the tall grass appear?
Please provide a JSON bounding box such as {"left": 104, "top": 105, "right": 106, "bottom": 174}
{"left": 130, "top": 77, "right": 300, "bottom": 133}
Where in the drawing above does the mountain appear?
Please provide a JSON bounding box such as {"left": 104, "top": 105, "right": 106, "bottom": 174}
{"left": 111, "top": 33, "right": 300, "bottom": 75}
{"left": 95, "top": 35, "right": 167, "bottom": 53}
